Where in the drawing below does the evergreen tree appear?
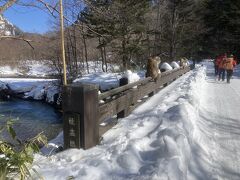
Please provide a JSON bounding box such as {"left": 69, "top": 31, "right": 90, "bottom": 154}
{"left": 155, "top": 0, "right": 199, "bottom": 60}
{"left": 80, "top": 0, "right": 151, "bottom": 70}
{"left": 202, "top": 0, "right": 240, "bottom": 57}
{"left": 109, "top": 0, "right": 150, "bottom": 69}
{"left": 80, "top": 0, "right": 113, "bottom": 72}
{"left": 179, "top": 0, "right": 206, "bottom": 59}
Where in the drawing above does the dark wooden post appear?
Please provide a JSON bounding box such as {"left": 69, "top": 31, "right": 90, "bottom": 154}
{"left": 119, "top": 77, "right": 128, "bottom": 86}
{"left": 117, "top": 77, "right": 129, "bottom": 119}
{"left": 163, "top": 83, "right": 168, "bottom": 87}
{"left": 148, "top": 91, "right": 155, "bottom": 97}
{"left": 62, "top": 83, "right": 99, "bottom": 149}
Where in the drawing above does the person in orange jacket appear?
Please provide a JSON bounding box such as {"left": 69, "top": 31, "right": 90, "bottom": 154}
{"left": 218, "top": 53, "right": 227, "bottom": 81}
{"left": 224, "top": 54, "right": 237, "bottom": 83}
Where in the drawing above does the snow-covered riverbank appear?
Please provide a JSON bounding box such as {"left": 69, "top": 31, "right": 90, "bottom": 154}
{"left": 0, "top": 78, "right": 60, "bottom": 105}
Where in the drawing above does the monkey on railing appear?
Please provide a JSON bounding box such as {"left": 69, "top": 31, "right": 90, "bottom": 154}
{"left": 180, "top": 57, "right": 189, "bottom": 68}
{"left": 145, "top": 56, "right": 161, "bottom": 81}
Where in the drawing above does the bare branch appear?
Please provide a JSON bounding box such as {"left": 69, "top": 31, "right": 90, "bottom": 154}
{"left": 0, "top": 0, "right": 18, "bottom": 14}
{"left": 0, "top": 0, "right": 108, "bottom": 37}
{"left": 35, "top": 0, "right": 107, "bottom": 37}
{"left": 0, "top": 35, "right": 34, "bottom": 49}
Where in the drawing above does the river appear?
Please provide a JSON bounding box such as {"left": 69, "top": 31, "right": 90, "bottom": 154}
{"left": 0, "top": 99, "right": 62, "bottom": 142}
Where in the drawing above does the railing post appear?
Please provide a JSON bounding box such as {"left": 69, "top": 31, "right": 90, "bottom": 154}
{"left": 117, "top": 77, "right": 129, "bottom": 119}
{"left": 148, "top": 90, "right": 155, "bottom": 97}
{"left": 62, "top": 83, "right": 99, "bottom": 150}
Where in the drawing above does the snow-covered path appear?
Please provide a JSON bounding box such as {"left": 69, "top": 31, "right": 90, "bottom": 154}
{"left": 194, "top": 64, "right": 240, "bottom": 180}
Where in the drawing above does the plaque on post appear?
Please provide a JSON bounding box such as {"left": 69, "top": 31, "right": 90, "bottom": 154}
{"left": 62, "top": 83, "right": 99, "bottom": 149}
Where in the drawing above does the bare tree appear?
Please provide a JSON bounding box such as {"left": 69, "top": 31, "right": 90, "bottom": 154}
{"left": 0, "top": 0, "right": 18, "bottom": 14}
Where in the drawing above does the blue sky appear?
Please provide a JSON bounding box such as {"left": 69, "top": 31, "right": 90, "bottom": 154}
{"left": 3, "top": 4, "right": 52, "bottom": 34}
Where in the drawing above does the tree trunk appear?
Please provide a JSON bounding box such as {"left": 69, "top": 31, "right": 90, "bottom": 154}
{"left": 83, "top": 34, "right": 89, "bottom": 74}
{"left": 72, "top": 25, "right": 78, "bottom": 76}
{"left": 103, "top": 45, "right": 107, "bottom": 72}
{"left": 82, "top": 22, "right": 89, "bottom": 74}
{"left": 154, "top": 0, "right": 161, "bottom": 55}
{"left": 66, "top": 35, "right": 72, "bottom": 76}
{"left": 122, "top": 37, "right": 128, "bottom": 70}
{"left": 170, "top": 0, "right": 177, "bottom": 60}
{"left": 98, "top": 37, "right": 105, "bottom": 72}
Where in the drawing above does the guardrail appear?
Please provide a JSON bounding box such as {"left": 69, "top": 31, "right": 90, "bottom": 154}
{"left": 62, "top": 66, "right": 191, "bottom": 149}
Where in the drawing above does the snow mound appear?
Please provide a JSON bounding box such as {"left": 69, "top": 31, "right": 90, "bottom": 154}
{"left": 74, "top": 73, "right": 121, "bottom": 91}
{"left": 160, "top": 62, "right": 173, "bottom": 71}
{"left": 171, "top": 61, "right": 180, "bottom": 69}
{"left": 122, "top": 70, "right": 141, "bottom": 83}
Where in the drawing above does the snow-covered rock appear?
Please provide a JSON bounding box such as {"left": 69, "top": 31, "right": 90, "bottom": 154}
{"left": 24, "top": 84, "right": 46, "bottom": 100}
{"left": 171, "top": 61, "right": 180, "bottom": 69}
{"left": 122, "top": 70, "right": 141, "bottom": 83}
{"left": 160, "top": 62, "right": 173, "bottom": 72}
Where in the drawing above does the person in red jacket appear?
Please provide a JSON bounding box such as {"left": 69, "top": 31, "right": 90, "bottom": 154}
{"left": 224, "top": 54, "right": 237, "bottom": 83}
{"left": 214, "top": 55, "right": 221, "bottom": 75}
{"left": 218, "top": 53, "right": 227, "bottom": 81}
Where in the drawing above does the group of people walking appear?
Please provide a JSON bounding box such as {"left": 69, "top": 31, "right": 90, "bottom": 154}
{"left": 214, "top": 53, "right": 237, "bottom": 83}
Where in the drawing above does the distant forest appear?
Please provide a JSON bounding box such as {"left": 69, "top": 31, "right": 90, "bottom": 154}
{"left": 0, "top": 0, "right": 240, "bottom": 77}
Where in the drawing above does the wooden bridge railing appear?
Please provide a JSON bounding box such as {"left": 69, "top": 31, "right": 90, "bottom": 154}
{"left": 62, "top": 66, "right": 191, "bottom": 150}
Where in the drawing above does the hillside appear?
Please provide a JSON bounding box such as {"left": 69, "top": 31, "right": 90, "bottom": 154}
{"left": 0, "top": 32, "right": 57, "bottom": 64}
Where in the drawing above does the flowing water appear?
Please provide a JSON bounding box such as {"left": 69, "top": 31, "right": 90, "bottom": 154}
{"left": 0, "top": 99, "right": 62, "bottom": 142}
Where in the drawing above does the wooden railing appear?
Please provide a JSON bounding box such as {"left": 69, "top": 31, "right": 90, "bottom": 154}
{"left": 62, "top": 66, "right": 191, "bottom": 150}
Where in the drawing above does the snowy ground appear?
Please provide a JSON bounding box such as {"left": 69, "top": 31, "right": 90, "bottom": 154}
{"left": 0, "top": 60, "right": 120, "bottom": 78}
{"left": 2, "top": 60, "right": 240, "bottom": 179}
{"left": 29, "top": 61, "right": 240, "bottom": 180}
{"left": 0, "top": 60, "right": 56, "bottom": 77}
{"left": 191, "top": 63, "right": 240, "bottom": 180}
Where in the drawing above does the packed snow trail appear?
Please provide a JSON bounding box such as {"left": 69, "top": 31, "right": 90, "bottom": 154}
{"left": 191, "top": 62, "right": 240, "bottom": 180}
{"left": 32, "top": 63, "right": 240, "bottom": 180}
